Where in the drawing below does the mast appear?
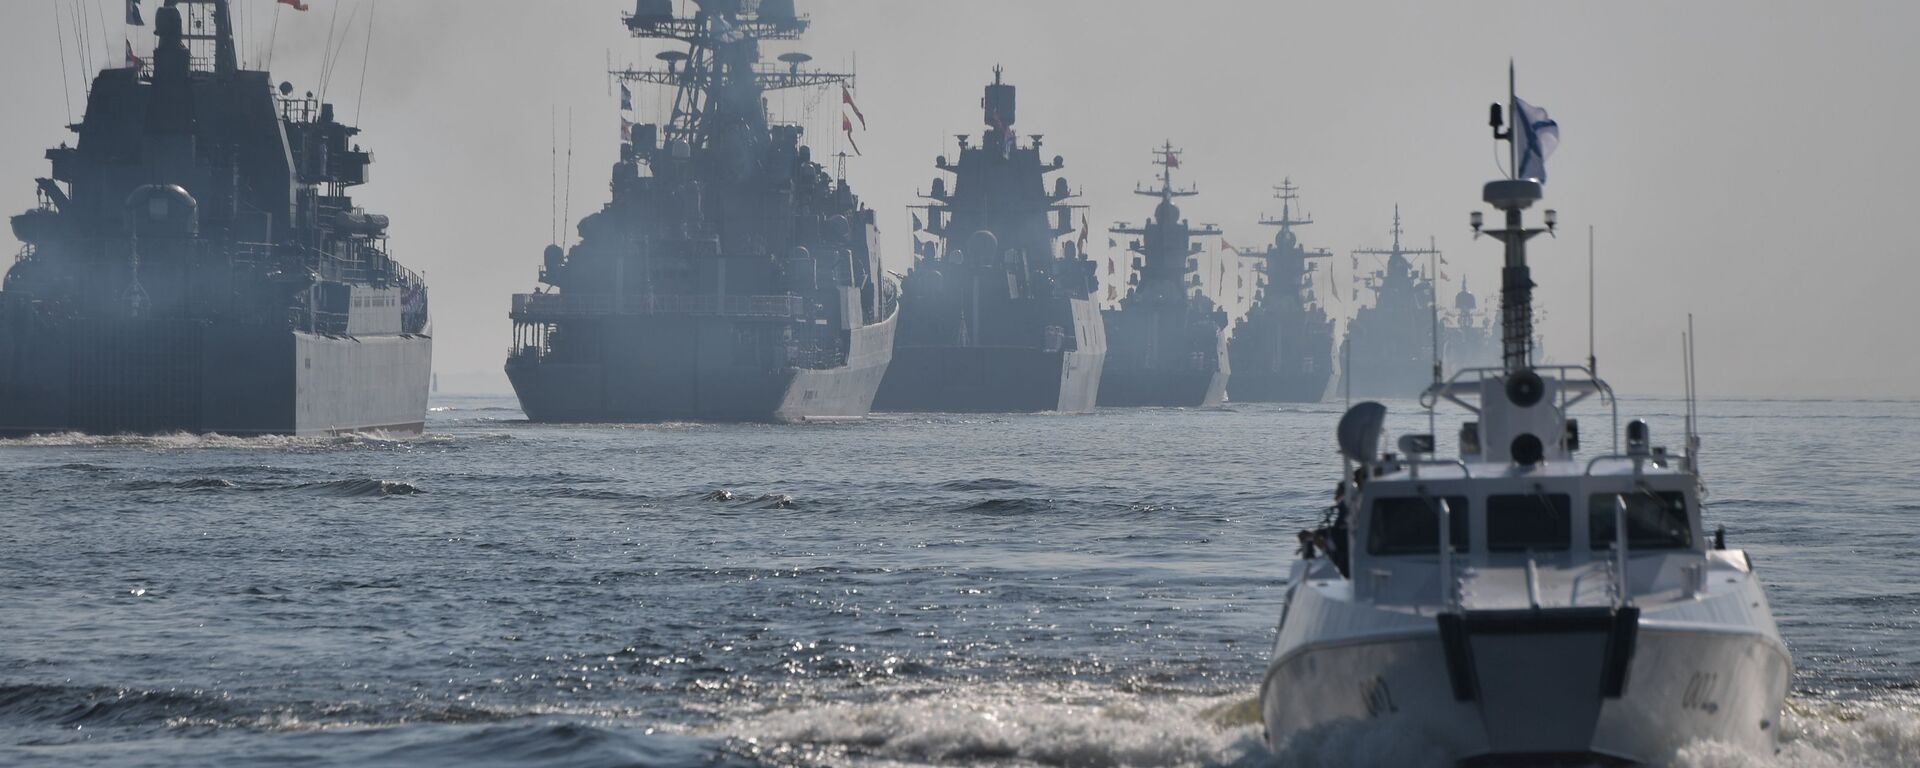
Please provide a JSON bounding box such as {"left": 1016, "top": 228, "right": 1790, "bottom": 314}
{"left": 1477, "top": 65, "right": 1556, "bottom": 372}
{"left": 1256, "top": 179, "right": 1332, "bottom": 307}
{"left": 613, "top": 2, "right": 849, "bottom": 151}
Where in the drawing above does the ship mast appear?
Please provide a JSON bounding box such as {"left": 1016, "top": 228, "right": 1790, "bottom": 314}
{"left": 1351, "top": 206, "right": 1439, "bottom": 301}
{"left": 1477, "top": 63, "right": 1557, "bottom": 371}
{"left": 612, "top": 1, "right": 851, "bottom": 151}
{"left": 1257, "top": 178, "right": 1333, "bottom": 303}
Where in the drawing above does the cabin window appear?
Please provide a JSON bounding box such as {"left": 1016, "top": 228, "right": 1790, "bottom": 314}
{"left": 1367, "top": 496, "right": 1469, "bottom": 555}
{"left": 1589, "top": 492, "right": 1692, "bottom": 550}
{"left": 1486, "top": 493, "right": 1572, "bottom": 551}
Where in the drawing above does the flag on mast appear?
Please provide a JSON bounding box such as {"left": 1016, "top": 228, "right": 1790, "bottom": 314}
{"left": 126, "top": 0, "right": 144, "bottom": 26}
{"left": 841, "top": 86, "right": 866, "bottom": 130}
{"left": 841, "top": 115, "right": 862, "bottom": 156}
{"left": 125, "top": 41, "right": 144, "bottom": 69}
{"left": 1513, "top": 96, "right": 1560, "bottom": 183}
{"left": 278, "top": 0, "right": 312, "bottom": 10}
{"left": 1078, "top": 214, "right": 1089, "bottom": 253}
{"left": 619, "top": 84, "right": 632, "bottom": 112}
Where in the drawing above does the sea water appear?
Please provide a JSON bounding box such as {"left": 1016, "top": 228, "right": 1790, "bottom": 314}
{"left": 1, "top": 397, "right": 1914, "bottom": 767}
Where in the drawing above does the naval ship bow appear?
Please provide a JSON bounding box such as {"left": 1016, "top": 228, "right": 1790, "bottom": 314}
{"left": 506, "top": 0, "right": 897, "bottom": 423}
{"left": 1227, "top": 179, "right": 1336, "bottom": 403}
{"left": 1259, "top": 79, "right": 1790, "bottom": 764}
{"left": 1097, "top": 143, "right": 1229, "bottom": 408}
{"left": 872, "top": 66, "right": 1105, "bottom": 413}
{"left": 1, "top": 0, "right": 431, "bottom": 436}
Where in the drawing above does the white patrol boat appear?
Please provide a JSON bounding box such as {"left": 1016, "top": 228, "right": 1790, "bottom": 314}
{"left": 1259, "top": 79, "right": 1792, "bottom": 765}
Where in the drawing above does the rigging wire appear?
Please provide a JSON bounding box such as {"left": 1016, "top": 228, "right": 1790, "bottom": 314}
{"left": 52, "top": 0, "right": 74, "bottom": 126}
{"left": 265, "top": 1, "right": 280, "bottom": 72}
{"left": 322, "top": 4, "right": 366, "bottom": 106}
{"left": 563, "top": 109, "right": 575, "bottom": 245}
{"left": 353, "top": 0, "right": 377, "bottom": 126}
{"left": 72, "top": 0, "right": 90, "bottom": 90}
{"left": 316, "top": 0, "right": 342, "bottom": 101}
{"left": 550, "top": 108, "right": 558, "bottom": 245}
{"left": 97, "top": 0, "right": 111, "bottom": 68}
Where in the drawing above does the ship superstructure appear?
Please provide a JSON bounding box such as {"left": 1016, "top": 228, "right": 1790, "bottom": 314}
{"left": 1441, "top": 276, "right": 1501, "bottom": 374}
{"left": 1226, "top": 179, "right": 1334, "bottom": 403}
{"left": 506, "top": 0, "right": 897, "bottom": 422}
{"left": 0, "top": 0, "right": 430, "bottom": 436}
{"left": 1336, "top": 207, "right": 1439, "bottom": 399}
{"left": 872, "top": 67, "right": 1104, "bottom": 413}
{"left": 1097, "top": 144, "right": 1229, "bottom": 408}
{"left": 1261, "top": 78, "right": 1790, "bottom": 763}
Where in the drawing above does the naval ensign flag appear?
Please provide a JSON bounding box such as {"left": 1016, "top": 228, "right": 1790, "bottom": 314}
{"left": 1513, "top": 96, "right": 1560, "bottom": 183}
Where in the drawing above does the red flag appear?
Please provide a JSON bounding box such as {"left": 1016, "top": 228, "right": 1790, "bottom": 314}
{"left": 842, "top": 115, "right": 862, "bottom": 156}
{"left": 841, "top": 86, "right": 866, "bottom": 130}
{"left": 278, "top": 0, "right": 311, "bottom": 10}
{"left": 1163, "top": 149, "right": 1180, "bottom": 169}
{"left": 620, "top": 118, "right": 634, "bottom": 142}
{"left": 1220, "top": 239, "right": 1234, "bottom": 252}
{"left": 125, "top": 40, "right": 143, "bottom": 69}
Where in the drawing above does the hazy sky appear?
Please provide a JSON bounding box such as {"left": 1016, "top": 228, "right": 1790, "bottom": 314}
{"left": 3, "top": 1, "right": 1915, "bottom": 398}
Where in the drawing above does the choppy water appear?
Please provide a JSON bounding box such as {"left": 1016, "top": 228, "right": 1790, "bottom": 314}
{"left": 1, "top": 396, "right": 1915, "bottom": 767}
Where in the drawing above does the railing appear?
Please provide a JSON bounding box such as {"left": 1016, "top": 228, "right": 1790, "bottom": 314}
{"left": 510, "top": 292, "right": 806, "bottom": 320}
{"left": 1423, "top": 363, "right": 1620, "bottom": 453}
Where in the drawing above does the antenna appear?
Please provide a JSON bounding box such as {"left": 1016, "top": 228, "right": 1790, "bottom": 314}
{"left": 1429, "top": 235, "right": 1440, "bottom": 439}
{"left": 1588, "top": 225, "right": 1597, "bottom": 375}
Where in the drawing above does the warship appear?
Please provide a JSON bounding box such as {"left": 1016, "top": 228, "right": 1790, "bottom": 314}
{"left": 1097, "top": 144, "right": 1230, "bottom": 408}
{"left": 1225, "top": 179, "right": 1335, "bottom": 403}
{"left": 506, "top": 0, "right": 897, "bottom": 422}
{"left": 872, "top": 68, "right": 1104, "bottom": 413}
{"left": 1441, "top": 275, "right": 1501, "bottom": 374}
{"left": 1335, "top": 207, "right": 1439, "bottom": 400}
{"left": 0, "top": 0, "right": 431, "bottom": 436}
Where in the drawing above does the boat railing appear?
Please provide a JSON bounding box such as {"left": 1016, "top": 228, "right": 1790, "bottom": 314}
{"left": 510, "top": 292, "right": 806, "bottom": 320}
{"left": 1423, "top": 364, "right": 1620, "bottom": 453}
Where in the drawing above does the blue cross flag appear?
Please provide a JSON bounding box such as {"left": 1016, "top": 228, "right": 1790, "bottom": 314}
{"left": 1513, "top": 96, "right": 1560, "bottom": 183}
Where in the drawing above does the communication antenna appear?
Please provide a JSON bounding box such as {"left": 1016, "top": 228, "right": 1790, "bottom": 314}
{"left": 1588, "top": 225, "right": 1597, "bottom": 375}
{"left": 1429, "top": 235, "right": 1440, "bottom": 439}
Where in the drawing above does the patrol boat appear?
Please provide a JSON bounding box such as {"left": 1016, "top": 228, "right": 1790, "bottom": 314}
{"left": 1, "top": 0, "right": 431, "bottom": 436}
{"left": 506, "top": 0, "right": 897, "bottom": 422}
{"left": 1260, "top": 87, "right": 1791, "bottom": 764}
{"left": 872, "top": 67, "right": 1104, "bottom": 413}
{"left": 1226, "top": 179, "right": 1335, "bottom": 403}
{"left": 1097, "top": 144, "right": 1229, "bottom": 408}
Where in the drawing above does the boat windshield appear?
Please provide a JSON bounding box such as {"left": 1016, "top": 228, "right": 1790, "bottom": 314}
{"left": 1368, "top": 496, "right": 1469, "bottom": 555}
{"left": 1486, "top": 493, "right": 1572, "bottom": 552}
{"left": 1589, "top": 491, "right": 1692, "bottom": 550}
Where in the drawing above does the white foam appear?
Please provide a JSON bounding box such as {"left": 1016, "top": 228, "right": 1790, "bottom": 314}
{"left": 713, "top": 685, "right": 1920, "bottom": 768}
{"left": 1674, "top": 694, "right": 1920, "bottom": 768}
{"left": 713, "top": 682, "right": 1267, "bottom": 767}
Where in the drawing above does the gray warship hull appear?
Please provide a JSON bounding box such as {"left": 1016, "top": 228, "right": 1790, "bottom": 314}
{"left": 874, "top": 345, "right": 1102, "bottom": 414}
{"left": 1333, "top": 348, "right": 1430, "bottom": 400}
{"left": 1224, "top": 367, "right": 1328, "bottom": 403}
{"left": 1097, "top": 365, "right": 1226, "bottom": 409}
{"left": 1096, "top": 303, "right": 1230, "bottom": 409}
{"left": 0, "top": 315, "right": 429, "bottom": 436}
{"left": 875, "top": 298, "right": 1105, "bottom": 414}
{"left": 507, "top": 312, "right": 894, "bottom": 423}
